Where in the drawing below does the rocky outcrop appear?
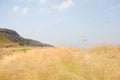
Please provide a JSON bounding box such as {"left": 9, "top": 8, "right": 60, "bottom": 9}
{"left": 0, "top": 28, "right": 53, "bottom": 47}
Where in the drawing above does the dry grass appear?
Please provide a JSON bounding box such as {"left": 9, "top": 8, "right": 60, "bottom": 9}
{"left": 0, "top": 46, "right": 120, "bottom": 80}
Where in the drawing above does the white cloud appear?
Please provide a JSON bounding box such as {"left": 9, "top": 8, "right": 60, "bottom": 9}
{"left": 38, "top": 0, "right": 46, "bottom": 5}
{"left": 80, "top": 0, "right": 108, "bottom": 4}
{"left": 22, "top": 7, "right": 29, "bottom": 15}
{"left": 13, "top": 5, "right": 29, "bottom": 16}
{"left": 16, "top": 0, "right": 46, "bottom": 5}
{"left": 56, "top": 0, "right": 75, "bottom": 11}
{"left": 13, "top": 5, "right": 20, "bottom": 12}
{"left": 13, "top": 0, "right": 74, "bottom": 15}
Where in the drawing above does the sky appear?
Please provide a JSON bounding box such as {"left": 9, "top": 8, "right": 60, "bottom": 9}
{"left": 0, "top": 0, "right": 120, "bottom": 48}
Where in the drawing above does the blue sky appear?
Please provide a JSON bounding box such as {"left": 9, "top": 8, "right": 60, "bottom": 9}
{"left": 0, "top": 0, "right": 120, "bottom": 48}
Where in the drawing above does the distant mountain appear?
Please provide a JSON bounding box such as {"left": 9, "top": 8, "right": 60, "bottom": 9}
{"left": 0, "top": 28, "right": 53, "bottom": 47}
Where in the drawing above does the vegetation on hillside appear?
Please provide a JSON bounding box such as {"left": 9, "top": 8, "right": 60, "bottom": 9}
{"left": 0, "top": 33, "right": 10, "bottom": 42}
{"left": 0, "top": 33, "right": 19, "bottom": 47}
{"left": 0, "top": 46, "right": 120, "bottom": 80}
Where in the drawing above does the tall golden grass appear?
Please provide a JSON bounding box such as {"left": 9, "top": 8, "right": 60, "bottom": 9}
{"left": 0, "top": 46, "right": 120, "bottom": 80}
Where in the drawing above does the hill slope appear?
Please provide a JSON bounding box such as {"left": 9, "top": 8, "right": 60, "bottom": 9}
{"left": 0, "top": 32, "right": 19, "bottom": 47}
{"left": 0, "top": 28, "right": 53, "bottom": 47}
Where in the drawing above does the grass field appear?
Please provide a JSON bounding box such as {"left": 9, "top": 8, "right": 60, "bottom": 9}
{"left": 0, "top": 46, "right": 120, "bottom": 80}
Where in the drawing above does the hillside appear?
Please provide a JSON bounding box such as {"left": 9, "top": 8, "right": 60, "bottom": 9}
{"left": 0, "top": 28, "right": 53, "bottom": 47}
{"left": 0, "top": 32, "right": 19, "bottom": 47}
